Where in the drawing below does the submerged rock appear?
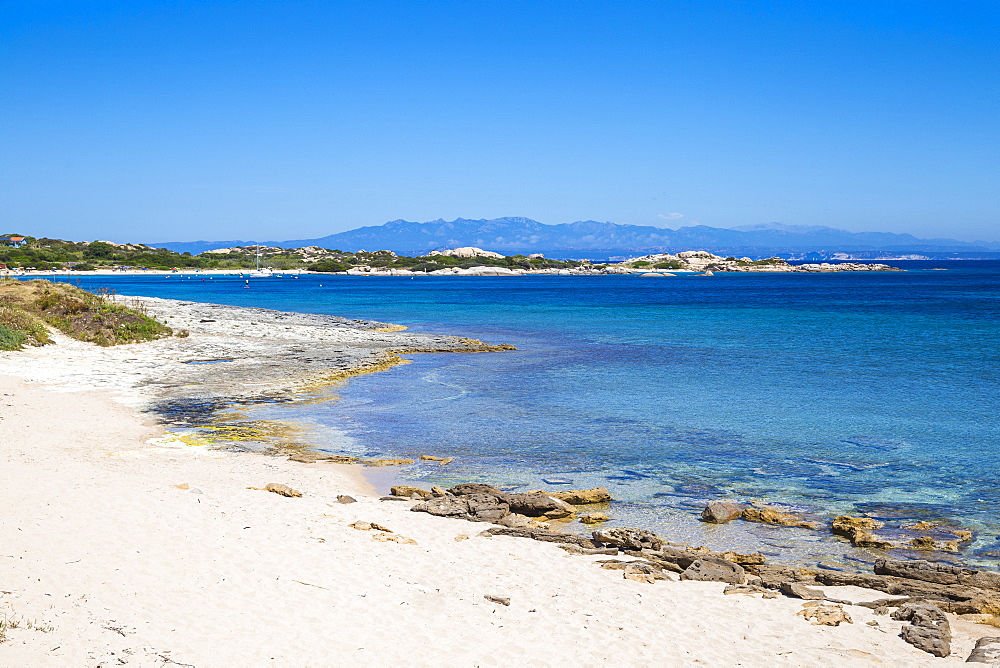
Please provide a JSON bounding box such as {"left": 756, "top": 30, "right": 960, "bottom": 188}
{"left": 547, "top": 487, "right": 612, "bottom": 505}
{"left": 741, "top": 504, "right": 818, "bottom": 529}
{"left": 701, "top": 500, "right": 745, "bottom": 524}
{"left": 831, "top": 515, "right": 891, "bottom": 548}
{"left": 364, "top": 458, "right": 416, "bottom": 467}
{"left": 579, "top": 512, "right": 610, "bottom": 524}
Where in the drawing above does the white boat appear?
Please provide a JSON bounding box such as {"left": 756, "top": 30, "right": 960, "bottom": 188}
{"left": 246, "top": 245, "right": 274, "bottom": 277}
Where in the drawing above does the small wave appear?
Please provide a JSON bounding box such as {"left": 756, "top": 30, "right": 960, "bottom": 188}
{"left": 842, "top": 437, "right": 911, "bottom": 451}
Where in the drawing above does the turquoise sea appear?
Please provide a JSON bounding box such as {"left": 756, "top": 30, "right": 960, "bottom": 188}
{"left": 42, "top": 261, "right": 1000, "bottom": 568}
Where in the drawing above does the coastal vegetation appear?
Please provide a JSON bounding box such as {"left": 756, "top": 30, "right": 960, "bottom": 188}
{"left": 0, "top": 234, "right": 585, "bottom": 272}
{"left": 0, "top": 279, "right": 171, "bottom": 349}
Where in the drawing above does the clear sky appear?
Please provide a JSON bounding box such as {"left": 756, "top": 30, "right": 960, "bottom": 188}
{"left": 3, "top": 0, "right": 998, "bottom": 243}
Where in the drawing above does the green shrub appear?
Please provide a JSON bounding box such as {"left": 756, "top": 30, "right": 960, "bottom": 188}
{"left": 0, "top": 325, "right": 27, "bottom": 350}
{"left": 0, "top": 281, "right": 171, "bottom": 347}
{"left": 308, "top": 260, "right": 349, "bottom": 273}
{"left": 653, "top": 260, "right": 684, "bottom": 269}
{"left": 0, "top": 304, "right": 50, "bottom": 345}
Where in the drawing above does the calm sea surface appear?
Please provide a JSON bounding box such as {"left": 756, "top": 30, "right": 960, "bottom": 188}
{"left": 43, "top": 261, "right": 1000, "bottom": 567}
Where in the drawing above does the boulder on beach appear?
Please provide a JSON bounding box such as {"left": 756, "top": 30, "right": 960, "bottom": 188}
{"left": 701, "top": 500, "right": 745, "bottom": 524}
{"left": 892, "top": 601, "right": 952, "bottom": 657}
{"left": 390, "top": 485, "right": 433, "bottom": 499}
{"left": 797, "top": 603, "right": 852, "bottom": 626}
{"left": 411, "top": 493, "right": 510, "bottom": 522}
{"left": 593, "top": 527, "right": 664, "bottom": 551}
{"left": 873, "top": 558, "right": 1000, "bottom": 591}
{"left": 463, "top": 494, "right": 515, "bottom": 523}
{"left": 967, "top": 637, "right": 1000, "bottom": 664}
{"left": 502, "top": 492, "right": 575, "bottom": 519}
{"left": 485, "top": 526, "right": 601, "bottom": 549}
{"left": 496, "top": 513, "right": 548, "bottom": 529}
{"left": 680, "top": 556, "right": 746, "bottom": 585}
{"left": 779, "top": 581, "right": 825, "bottom": 600}
{"left": 448, "top": 483, "right": 504, "bottom": 496}
{"left": 248, "top": 482, "right": 302, "bottom": 497}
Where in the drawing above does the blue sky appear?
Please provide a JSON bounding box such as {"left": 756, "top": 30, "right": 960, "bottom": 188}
{"left": 3, "top": 0, "right": 998, "bottom": 243}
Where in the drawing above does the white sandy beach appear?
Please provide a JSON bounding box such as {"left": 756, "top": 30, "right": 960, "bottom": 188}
{"left": 1, "top": 296, "right": 996, "bottom": 666}
{"left": 1, "top": 375, "right": 994, "bottom": 666}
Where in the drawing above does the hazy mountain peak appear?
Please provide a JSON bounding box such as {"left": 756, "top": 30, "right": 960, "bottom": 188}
{"left": 152, "top": 217, "right": 1000, "bottom": 259}
{"left": 730, "top": 222, "right": 843, "bottom": 234}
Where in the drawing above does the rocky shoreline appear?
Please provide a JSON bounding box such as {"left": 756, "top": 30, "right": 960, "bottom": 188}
{"left": 0, "top": 294, "right": 515, "bottom": 410}
{"left": 340, "top": 250, "right": 901, "bottom": 275}
{"left": 355, "top": 480, "right": 1000, "bottom": 659}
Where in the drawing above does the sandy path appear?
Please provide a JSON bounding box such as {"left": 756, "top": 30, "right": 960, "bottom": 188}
{"left": 1, "top": 375, "right": 990, "bottom": 666}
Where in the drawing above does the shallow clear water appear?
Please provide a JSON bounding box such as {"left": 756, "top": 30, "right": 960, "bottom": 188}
{"left": 43, "top": 262, "right": 1000, "bottom": 566}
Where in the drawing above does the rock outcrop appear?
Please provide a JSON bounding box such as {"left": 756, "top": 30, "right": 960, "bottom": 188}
{"left": 797, "top": 603, "right": 852, "bottom": 626}
{"left": 830, "top": 515, "right": 890, "bottom": 548}
{"left": 484, "top": 526, "right": 601, "bottom": 549}
{"left": 448, "top": 482, "right": 504, "bottom": 496}
{"left": 411, "top": 494, "right": 509, "bottom": 522}
{"left": 701, "top": 500, "right": 745, "bottom": 524}
{"left": 892, "top": 602, "right": 951, "bottom": 657}
{"left": 680, "top": 556, "right": 746, "bottom": 585}
{"left": 390, "top": 485, "right": 433, "bottom": 499}
{"left": 741, "top": 504, "right": 818, "bottom": 529}
{"left": 501, "top": 492, "right": 575, "bottom": 519}
{"left": 592, "top": 527, "right": 664, "bottom": 551}
{"left": 874, "top": 558, "right": 1000, "bottom": 590}
{"left": 547, "top": 487, "right": 612, "bottom": 505}
{"left": 966, "top": 637, "right": 1000, "bottom": 663}
{"left": 779, "top": 581, "right": 825, "bottom": 600}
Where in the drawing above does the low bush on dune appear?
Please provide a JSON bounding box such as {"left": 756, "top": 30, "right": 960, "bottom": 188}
{"left": 0, "top": 279, "right": 172, "bottom": 347}
{"left": 0, "top": 325, "right": 27, "bottom": 350}
{"left": 0, "top": 303, "right": 50, "bottom": 349}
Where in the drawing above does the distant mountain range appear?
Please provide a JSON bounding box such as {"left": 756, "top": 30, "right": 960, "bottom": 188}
{"left": 153, "top": 218, "right": 1000, "bottom": 260}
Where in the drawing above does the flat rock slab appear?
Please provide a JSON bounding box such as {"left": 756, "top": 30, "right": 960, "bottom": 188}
{"left": 967, "top": 636, "right": 1000, "bottom": 663}
{"left": 812, "top": 585, "right": 910, "bottom": 606}
{"left": 3, "top": 295, "right": 517, "bottom": 409}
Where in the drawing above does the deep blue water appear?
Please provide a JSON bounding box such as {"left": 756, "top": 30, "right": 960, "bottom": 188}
{"left": 37, "top": 262, "right": 1000, "bottom": 566}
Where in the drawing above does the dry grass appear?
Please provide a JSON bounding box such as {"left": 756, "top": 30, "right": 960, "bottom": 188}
{"left": 0, "top": 279, "right": 171, "bottom": 348}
